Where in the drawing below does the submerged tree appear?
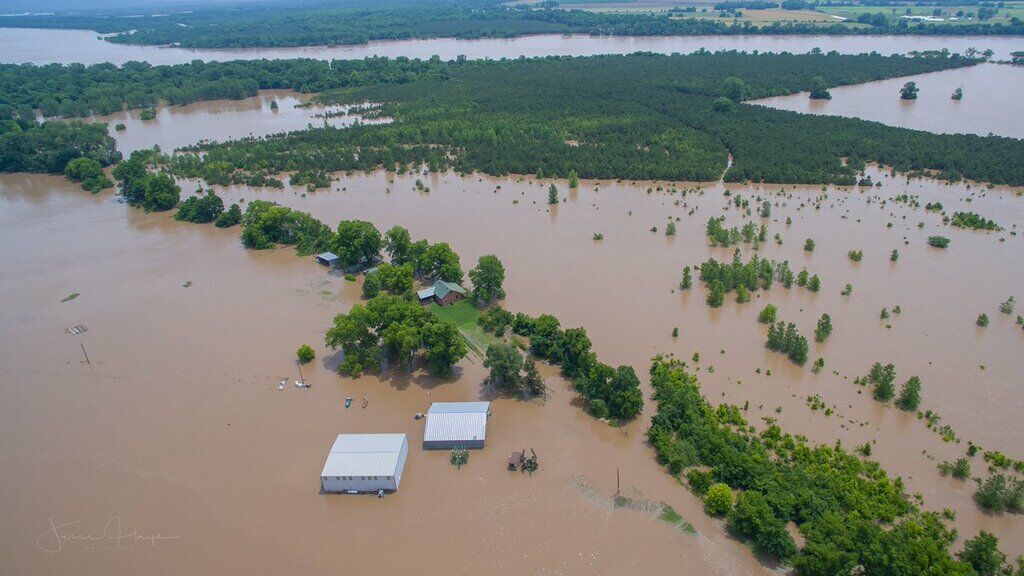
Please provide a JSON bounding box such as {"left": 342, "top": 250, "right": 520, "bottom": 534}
{"left": 548, "top": 183, "right": 559, "bottom": 205}
{"left": 896, "top": 376, "right": 922, "bottom": 411}
{"left": 900, "top": 81, "right": 920, "bottom": 100}
{"left": 809, "top": 75, "right": 832, "bottom": 100}
{"left": 814, "top": 314, "right": 833, "bottom": 342}
{"left": 469, "top": 254, "right": 506, "bottom": 304}
{"left": 484, "top": 343, "right": 523, "bottom": 392}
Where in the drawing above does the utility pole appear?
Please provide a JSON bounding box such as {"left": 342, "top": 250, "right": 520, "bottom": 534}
{"left": 80, "top": 343, "right": 90, "bottom": 365}
{"left": 296, "top": 361, "right": 305, "bottom": 385}
{"left": 616, "top": 467, "right": 620, "bottom": 497}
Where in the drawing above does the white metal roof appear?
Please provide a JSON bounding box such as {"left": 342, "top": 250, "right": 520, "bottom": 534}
{"left": 321, "top": 434, "right": 406, "bottom": 478}
{"left": 428, "top": 401, "right": 490, "bottom": 414}
{"left": 417, "top": 286, "right": 436, "bottom": 300}
{"left": 424, "top": 402, "right": 490, "bottom": 444}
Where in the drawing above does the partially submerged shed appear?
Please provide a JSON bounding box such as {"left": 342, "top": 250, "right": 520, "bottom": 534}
{"left": 423, "top": 401, "right": 490, "bottom": 450}
{"left": 315, "top": 252, "right": 340, "bottom": 268}
{"left": 320, "top": 433, "right": 409, "bottom": 493}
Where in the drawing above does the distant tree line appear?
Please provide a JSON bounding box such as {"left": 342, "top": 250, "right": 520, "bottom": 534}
{"left": 4, "top": 0, "right": 1022, "bottom": 49}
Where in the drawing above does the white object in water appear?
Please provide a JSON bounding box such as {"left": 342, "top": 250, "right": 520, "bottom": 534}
{"left": 295, "top": 380, "right": 310, "bottom": 388}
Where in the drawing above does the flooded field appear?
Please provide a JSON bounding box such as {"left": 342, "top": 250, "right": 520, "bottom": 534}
{"left": 2, "top": 27, "right": 1023, "bottom": 66}
{"left": 2, "top": 157, "right": 1023, "bottom": 574}
{"left": 755, "top": 63, "right": 1024, "bottom": 139}
{"left": 90, "top": 90, "right": 372, "bottom": 156}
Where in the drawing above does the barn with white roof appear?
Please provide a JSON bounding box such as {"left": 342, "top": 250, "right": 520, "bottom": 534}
{"left": 320, "top": 433, "right": 409, "bottom": 493}
{"left": 423, "top": 401, "right": 491, "bottom": 450}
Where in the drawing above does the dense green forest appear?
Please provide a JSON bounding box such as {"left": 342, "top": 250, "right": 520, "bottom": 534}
{"left": 647, "top": 355, "right": 1018, "bottom": 573}
{"left": 0, "top": 118, "right": 120, "bottom": 174}
{"left": 4, "top": 53, "right": 1023, "bottom": 186}
{"left": 157, "top": 52, "right": 1024, "bottom": 186}
{"left": 0, "top": 58, "right": 458, "bottom": 119}
{"left": 2, "top": 0, "right": 1021, "bottom": 48}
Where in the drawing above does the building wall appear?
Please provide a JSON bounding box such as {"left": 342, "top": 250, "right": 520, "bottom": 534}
{"left": 393, "top": 439, "right": 408, "bottom": 489}
{"left": 437, "top": 292, "right": 464, "bottom": 306}
{"left": 423, "top": 438, "right": 485, "bottom": 450}
{"left": 321, "top": 475, "right": 397, "bottom": 493}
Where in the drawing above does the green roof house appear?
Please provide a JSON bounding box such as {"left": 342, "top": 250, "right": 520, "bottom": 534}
{"left": 417, "top": 279, "right": 467, "bottom": 306}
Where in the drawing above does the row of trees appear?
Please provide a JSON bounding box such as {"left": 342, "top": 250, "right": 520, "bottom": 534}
{"left": 765, "top": 320, "right": 810, "bottom": 364}
{"left": 647, "top": 356, "right": 1016, "bottom": 573}
{"left": 486, "top": 312, "right": 645, "bottom": 420}
{"left": 697, "top": 249, "right": 818, "bottom": 307}
{"left": 865, "top": 362, "right": 923, "bottom": 410}
{"left": 483, "top": 343, "right": 546, "bottom": 398}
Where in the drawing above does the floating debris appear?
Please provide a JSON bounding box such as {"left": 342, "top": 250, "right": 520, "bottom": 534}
{"left": 61, "top": 293, "right": 79, "bottom": 303}
{"left": 65, "top": 325, "right": 87, "bottom": 335}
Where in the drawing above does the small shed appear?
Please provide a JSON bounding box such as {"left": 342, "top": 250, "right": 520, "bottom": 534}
{"left": 321, "top": 433, "right": 409, "bottom": 493}
{"left": 315, "top": 252, "right": 340, "bottom": 268}
{"left": 416, "top": 284, "right": 436, "bottom": 303}
{"left": 423, "top": 402, "right": 490, "bottom": 450}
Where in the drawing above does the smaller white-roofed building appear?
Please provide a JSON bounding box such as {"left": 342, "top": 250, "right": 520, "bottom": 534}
{"left": 321, "top": 433, "right": 408, "bottom": 493}
{"left": 423, "top": 402, "right": 490, "bottom": 450}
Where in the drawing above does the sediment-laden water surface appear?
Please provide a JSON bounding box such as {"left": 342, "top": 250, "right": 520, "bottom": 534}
{"left": 2, "top": 27, "right": 1023, "bottom": 66}
{"left": 90, "top": 90, "right": 375, "bottom": 155}
{"left": 1, "top": 157, "right": 1022, "bottom": 574}
{"left": 755, "top": 63, "right": 1024, "bottom": 138}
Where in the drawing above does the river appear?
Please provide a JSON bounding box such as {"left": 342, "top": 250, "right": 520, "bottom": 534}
{"left": 2, "top": 27, "right": 1023, "bottom": 65}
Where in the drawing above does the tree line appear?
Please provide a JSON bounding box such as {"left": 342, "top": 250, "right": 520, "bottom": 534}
{"left": 4, "top": 0, "right": 1022, "bottom": 49}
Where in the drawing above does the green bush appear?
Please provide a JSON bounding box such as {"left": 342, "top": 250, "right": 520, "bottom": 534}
{"left": 704, "top": 483, "right": 734, "bottom": 516}
{"left": 296, "top": 344, "right": 315, "bottom": 364}
{"left": 687, "top": 469, "right": 713, "bottom": 495}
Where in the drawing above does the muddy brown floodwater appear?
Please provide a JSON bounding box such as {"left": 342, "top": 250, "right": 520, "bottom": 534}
{"left": 2, "top": 155, "right": 1023, "bottom": 574}
{"left": 2, "top": 27, "right": 1024, "bottom": 66}
{"left": 89, "top": 90, "right": 376, "bottom": 156}
{"left": 755, "top": 63, "right": 1024, "bottom": 139}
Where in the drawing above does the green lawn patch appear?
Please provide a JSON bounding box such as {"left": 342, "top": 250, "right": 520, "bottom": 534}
{"left": 429, "top": 300, "right": 502, "bottom": 357}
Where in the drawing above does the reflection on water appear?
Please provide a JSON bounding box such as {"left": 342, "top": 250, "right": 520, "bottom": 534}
{"left": 754, "top": 63, "right": 1024, "bottom": 138}
{"left": 1, "top": 27, "right": 1022, "bottom": 66}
